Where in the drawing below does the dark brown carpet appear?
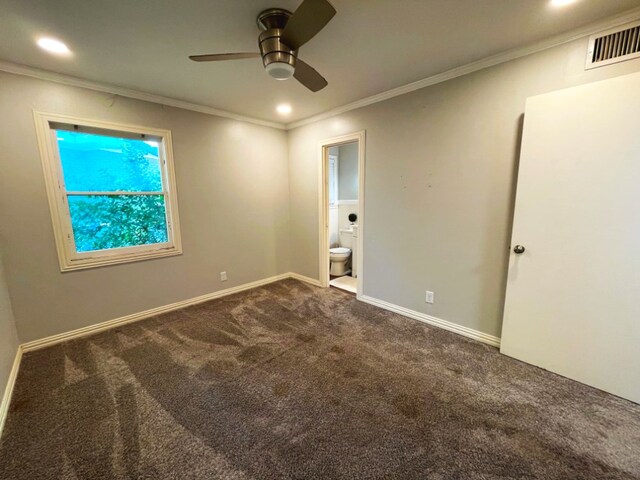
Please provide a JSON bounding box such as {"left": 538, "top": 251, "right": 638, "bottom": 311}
{"left": 1, "top": 279, "right": 639, "bottom": 479}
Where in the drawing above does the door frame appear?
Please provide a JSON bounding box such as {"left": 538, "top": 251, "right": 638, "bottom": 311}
{"left": 318, "top": 130, "right": 366, "bottom": 296}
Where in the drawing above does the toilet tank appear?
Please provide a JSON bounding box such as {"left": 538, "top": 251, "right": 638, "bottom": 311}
{"left": 339, "top": 228, "right": 354, "bottom": 248}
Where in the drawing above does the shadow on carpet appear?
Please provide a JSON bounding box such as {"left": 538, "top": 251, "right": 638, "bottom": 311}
{"left": 1, "top": 279, "right": 639, "bottom": 479}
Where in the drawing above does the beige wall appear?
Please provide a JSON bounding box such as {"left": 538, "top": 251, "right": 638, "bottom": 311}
{"left": 287, "top": 37, "right": 640, "bottom": 338}
{"left": 0, "top": 250, "right": 19, "bottom": 398}
{"left": 0, "top": 72, "right": 290, "bottom": 342}
{"left": 2, "top": 33, "right": 640, "bottom": 346}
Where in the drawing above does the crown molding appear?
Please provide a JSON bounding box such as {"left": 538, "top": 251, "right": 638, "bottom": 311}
{"left": 2, "top": 6, "right": 639, "bottom": 132}
{"left": 286, "top": 6, "right": 640, "bottom": 130}
{"left": 0, "top": 60, "right": 286, "bottom": 130}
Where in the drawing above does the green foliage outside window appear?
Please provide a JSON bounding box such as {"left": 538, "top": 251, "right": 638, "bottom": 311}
{"left": 68, "top": 195, "right": 168, "bottom": 252}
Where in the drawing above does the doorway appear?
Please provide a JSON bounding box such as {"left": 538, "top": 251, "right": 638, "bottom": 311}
{"left": 319, "top": 131, "right": 365, "bottom": 296}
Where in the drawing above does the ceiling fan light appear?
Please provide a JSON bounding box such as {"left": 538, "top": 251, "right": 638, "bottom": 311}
{"left": 265, "top": 62, "right": 295, "bottom": 80}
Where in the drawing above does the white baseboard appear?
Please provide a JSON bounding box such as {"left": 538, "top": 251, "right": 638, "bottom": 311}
{"left": 1, "top": 273, "right": 496, "bottom": 438}
{"left": 358, "top": 295, "right": 501, "bottom": 347}
{"left": 21, "top": 273, "right": 296, "bottom": 353}
{"left": 0, "top": 346, "right": 22, "bottom": 437}
{"left": 1, "top": 272, "right": 324, "bottom": 437}
{"left": 289, "top": 272, "right": 323, "bottom": 287}
{"left": 20, "top": 272, "right": 321, "bottom": 353}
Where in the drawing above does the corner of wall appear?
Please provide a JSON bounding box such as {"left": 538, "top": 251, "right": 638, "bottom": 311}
{"left": 0, "top": 249, "right": 21, "bottom": 438}
{"left": 285, "top": 128, "right": 296, "bottom": 276}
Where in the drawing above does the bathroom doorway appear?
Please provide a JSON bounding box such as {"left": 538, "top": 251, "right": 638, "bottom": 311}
{"left": 319, "top": 131, "right": 365, "bottom": 296}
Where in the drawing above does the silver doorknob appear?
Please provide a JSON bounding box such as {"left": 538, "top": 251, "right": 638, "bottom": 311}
{"left": 513, "top": 245, "right": 525, "bottom": 254}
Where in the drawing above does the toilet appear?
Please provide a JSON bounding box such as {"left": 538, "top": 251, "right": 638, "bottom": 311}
{"left": 329, "top": 227, "right": 354, "bottom": 276}
{"left": 329, "top": 247, "right": 351, "bottom": 276}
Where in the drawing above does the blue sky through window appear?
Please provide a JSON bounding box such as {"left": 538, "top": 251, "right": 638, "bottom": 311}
{"left": 57, "top": 130, "right": 162, "bottom": 192}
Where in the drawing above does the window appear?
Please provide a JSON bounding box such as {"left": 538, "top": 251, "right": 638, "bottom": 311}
{"left": 34, "top": 112, "right": 182, "bottom": 271}
{"left": 328, "top": 154, "right": 338, "bottom": 207}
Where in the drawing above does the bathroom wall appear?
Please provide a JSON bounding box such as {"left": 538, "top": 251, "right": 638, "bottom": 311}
{"left": 0, "top": 71, "right": 290, "bottom": 343}
{"left": 337, "top": 142, "right": 358, "bottom": 201}
{"left": 287, "top": 36, "right": 640, "bottom": 339}
{"left": 329, "top": 207, "right": 340, "bottom": 248}
{"left": 338, "top": 203, "right": 359, "bottom": 233}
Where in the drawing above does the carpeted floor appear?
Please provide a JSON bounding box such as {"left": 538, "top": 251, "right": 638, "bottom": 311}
{"left": 1, "top": 279, "right": 639, "bottom": 479}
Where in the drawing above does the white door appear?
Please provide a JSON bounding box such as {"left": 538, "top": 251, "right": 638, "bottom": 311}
{"left": 501, "top": 72, "right": 640, "bottom": 404}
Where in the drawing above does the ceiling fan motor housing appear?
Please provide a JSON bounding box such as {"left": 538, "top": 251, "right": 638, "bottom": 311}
{"left": 257, "top": 9, "right": 297, "bottom": 79}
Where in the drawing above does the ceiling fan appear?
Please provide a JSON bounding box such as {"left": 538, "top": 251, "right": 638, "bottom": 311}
{"left": 189, "top": 0, "right": 336, "bottom": 92}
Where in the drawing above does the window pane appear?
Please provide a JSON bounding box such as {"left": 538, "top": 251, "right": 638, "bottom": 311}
{"left": 68, "top": 195, "right": 168, "bottom": 252}
{"left": 56, "top": 130, "right": 163, "bottom": 192}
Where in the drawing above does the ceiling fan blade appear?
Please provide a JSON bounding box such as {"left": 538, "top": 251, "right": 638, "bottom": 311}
{"left": 189, "top": 52, "right": 260, "bottom": 62}
{"left": 281, "top": 0, "right": 336, "bottom": 50}
{"left": 294, "top": 59, "right": 328, "bottom": 92}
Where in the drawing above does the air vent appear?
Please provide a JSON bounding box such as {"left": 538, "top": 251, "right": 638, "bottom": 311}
{"left": 586, "top": 20, "right": 640, "bottom": 70}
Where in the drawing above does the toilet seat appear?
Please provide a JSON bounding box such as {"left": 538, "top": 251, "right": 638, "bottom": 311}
{"left": 329, "top": 247, "right": 351, "bottom": 258}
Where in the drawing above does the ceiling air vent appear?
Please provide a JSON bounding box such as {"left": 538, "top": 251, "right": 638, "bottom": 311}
{"left": 586, "top": 20, "right": 640, "bottom": 70}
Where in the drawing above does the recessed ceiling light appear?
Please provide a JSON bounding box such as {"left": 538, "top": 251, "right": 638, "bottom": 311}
{"left": 550, "top": 0, "right": 578, "bottom": 7}
{"left": 276, "top": 104, "right": 292, "bottom": 115}
{"left": 37, "top": 37, "right": 71, "bottom": 55}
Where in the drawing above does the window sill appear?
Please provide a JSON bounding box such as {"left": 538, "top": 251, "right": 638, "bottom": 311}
{"left": 60, "top": 247, "right": 183, "bottom": 272}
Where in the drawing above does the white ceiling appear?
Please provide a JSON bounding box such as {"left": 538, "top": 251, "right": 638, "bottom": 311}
{"left": 1, "top": 0, "right": 639, "bottom": 124}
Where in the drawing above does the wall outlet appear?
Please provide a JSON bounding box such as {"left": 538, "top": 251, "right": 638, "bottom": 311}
{"left": 220, "top": 271, "right": 227, "bottom": 282}
{"left": 425, "top": 291, "right": 434, "bottom": 304}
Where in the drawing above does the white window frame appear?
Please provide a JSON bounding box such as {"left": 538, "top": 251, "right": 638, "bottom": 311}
{"left": 33, "top": 111, "right": 183, "bottom": 272}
